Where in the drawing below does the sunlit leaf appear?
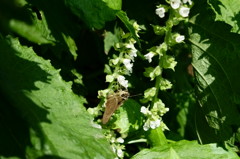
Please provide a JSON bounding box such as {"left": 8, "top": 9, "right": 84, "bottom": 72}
{"left": 0, "top": 36, "right": 115, "bottom": 158}
{"left": 132, "top": 140, "right": 239, "bottom": 159}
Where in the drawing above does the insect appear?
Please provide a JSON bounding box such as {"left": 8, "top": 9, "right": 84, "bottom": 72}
{"left": 102, "top": 90, "right": 129, "bottom": 124}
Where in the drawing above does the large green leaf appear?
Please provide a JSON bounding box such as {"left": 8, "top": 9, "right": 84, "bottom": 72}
{"left": 65, "top": 0, "right": 121, "bottom": 29}
{"left": 131, "top": 140, "right": 239, "bottom": 159}
{"left": 208, "top": 0, "right": 240, "bottom": 34}
{"left": 0, "top": 36, "right": 115, "bottom": 158}
{"left": 189, "top": 1, "right": 240, "bottom": 143}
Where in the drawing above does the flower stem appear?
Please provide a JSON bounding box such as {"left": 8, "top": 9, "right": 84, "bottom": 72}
{"left": 147, "top": 8, "right": 175, "bottom": 147}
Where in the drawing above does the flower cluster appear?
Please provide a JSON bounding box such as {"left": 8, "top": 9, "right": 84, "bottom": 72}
{"left": 89, "top": 21, "right": 143, "bottom": 158}
{"left": 107, "top": 36, "right": 139, "bottom": 89}
{"left": 140, "top": 0, "right": 192, "bottom": 131}
{"left": 140, "top": 99, "right": 169, "bottom": 131}
{"left": 105, "top": 131, "right": 125, "bottom": 159}
{"left": 156, "top": 0, "right": 192, "bottom": 19}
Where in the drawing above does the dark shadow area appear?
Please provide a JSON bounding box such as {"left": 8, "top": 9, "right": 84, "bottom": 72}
{"left": 0, "top": 94, "right": 30, "bottom": 158}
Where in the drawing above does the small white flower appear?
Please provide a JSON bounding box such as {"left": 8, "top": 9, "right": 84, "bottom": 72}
{"left": 117, "top": 149, "right": 124, "bottom": 158}
{"left": 155, "top": 7, "right": 165, "bottom": 18}
{"left": 150, "top": 120, "right": 157, "bottom": 129}
{"left": 116, "top": 137, "right": 124, "bottom": 143}
{"left": 110, "top": 138, "right": 115, "bottom": 143}
{"left": 117, "top": 75, "right": 128, "bottom": 88}
{"left": 123, "top": 59, "right": 133, "bottom": 73}
{"left": 140, "top": 106, "right": 148, "bottom": 114}
{"left": 143, "top": 122, "right": 150, "bottom": 131}
{"left": 126, "top": 43, "right": 138, "bottom": 60}
{"left": 170, "top": 0, "right": 181, "bottom": 9}
{"left": 130, "top": 48, "right": 138, "bottom": 59}
{"left": 149, "top": 119, "right": 161, "bottom": 129}
{"left": 144, "top": 52, "right": 155, "bottom": 63}
{"left": 155, "top": 119, "right": 161, "bottom": 127}
{"left": 179, "top": 7, "right": 190, "bottom": 17}
{"left": 126, "top": 43, "right": 135, "bottom": 50}
{"left": 175, "top": 35, "right": 185, "bottom": 43}
{"left": 165, "top": 107, "right": 170, "bottom": 112}
{"left": 183, "top": 0, "right": 192, "bottom": 5}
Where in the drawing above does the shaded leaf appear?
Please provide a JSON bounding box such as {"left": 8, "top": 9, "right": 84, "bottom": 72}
{"left": 189, "top": 1, "right": 240, "bottom": 143}
{"left": 104, "top": 29, "right": 121, "bottom": 54}
{"left": 65, "top": 0, "right": 121, "bottom": 29}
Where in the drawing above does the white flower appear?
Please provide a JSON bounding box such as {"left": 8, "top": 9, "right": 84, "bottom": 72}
{"left": 130, "top": 48, "right": 138, "bottom": 59}
{"left": 144, "top": 52, "right": 155, "bottom": 63}
{"left": 183, "top": 0, "right": 192, "bottom": 5}
{"left": 117, "top": 75, "right": 128, "bottom": 88}
{"left": 179, "top": 7, "right": 190, "bottom": 17}
{"left": 140, "top": 106, "right": 148, "bottom": 114}
{"left": 150, "top": 119, "right": 161, "bottom": 129}
{"left": 175, "top": 35, "right": 185, "bottom": 43}
{"left": 170, "top": 0, "right": 181, "bottom": 9}
{"left": 155, "top": 119, "right": 161, "bottom": 127}
{"left": 123, "top": 59, "right": 133, "bottom": 73}
{"left": 116, "top": 137, "right": 124, "bottom": 143}
{"left": 126, "top": 43, "right": 134, "bottom": 49}
{"left": 150, "top": 121, "right": 157, "bottom": 129}
{"left": 143, "top": 122, "right": 150, "bottom": 131}
{"left": 117, "top": 149, "right": 124, "bottom": 158}
{"left": 155, "top": 7, "right": 165, "bottom": 18}
{"left": 126, "top": 43, "right": 138, "bottom": 60}
{"left": 110, "top": 138, "right": 115, "bottom": 143}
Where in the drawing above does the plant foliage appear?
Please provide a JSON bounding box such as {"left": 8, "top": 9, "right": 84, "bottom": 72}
{"left": 0, "top": 0, "right": 240, "bottom": 158}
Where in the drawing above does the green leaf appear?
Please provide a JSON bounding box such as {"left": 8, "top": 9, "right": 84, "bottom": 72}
{"left": 102, "top": 0, "right": 122, "bottom": 10}
{"left": 143, "top": 87, "right": 157, "bottom": 102}
{"left": 189, "top": 1, "right": 240, "bottom": 143}
{"left": 113, "top": 99, "right": 144, "bottom": 134}
{"left": 208, "top": 0, "right": 240, "bottom": 34}
{"left": 104, "top": 29, "right": 121, "bottom": 54}
{"left": 160, "top": 55, "right": 177, "bottom": 70}
{"left": 116, "top": 11, "right": 141, "bottom": 46}
{"left": 143, "top": 66, "right": 162, "bottom": 81}
{"left": 65, "top": 0, "right": 121, "bottom": 29}
{"left": 62, "top": 34, "right": 78, "bottom": 60}
{"left": 159, "top": 78, "right": 172, "bottom": 90}
{"left": 131, "top": 140, "right": 239, "bottom": 159}
{"left": 0, "top": 36, "right": 115, "bottom": 158}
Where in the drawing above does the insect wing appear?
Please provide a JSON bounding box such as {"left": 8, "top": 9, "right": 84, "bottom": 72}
{"left": 102, "top": 95, "right": 120, "bottom": 124}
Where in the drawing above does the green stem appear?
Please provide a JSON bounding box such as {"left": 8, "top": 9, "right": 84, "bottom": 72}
{"left": 147, "top": 8, "right": 174, "bottom": 147}
{"left": 147, "top": 127, "right": 168, "bottom": 147}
